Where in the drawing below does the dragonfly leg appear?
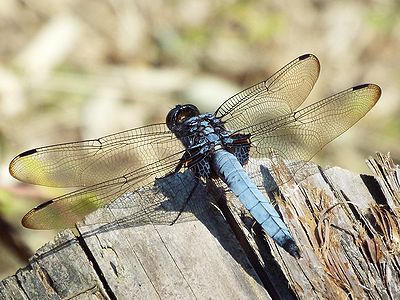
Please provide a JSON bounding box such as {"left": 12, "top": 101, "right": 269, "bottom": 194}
{"left": 166, "top": 149, "right": 206, "bottom": 176}
{"left": 169, "top": 180, "right": 202, "bottom": 225}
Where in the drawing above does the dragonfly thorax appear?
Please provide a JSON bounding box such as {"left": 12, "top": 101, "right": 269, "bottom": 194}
{"left": 167, "top": 104, "right": 251, "bottom": 178}
{"left": 167, "top": 105, "right": 227, "bottom": 149}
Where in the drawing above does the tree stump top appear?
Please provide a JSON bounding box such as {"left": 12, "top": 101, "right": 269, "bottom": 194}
{"left": 1, "top": 152, "right": 399, "bottom": 299}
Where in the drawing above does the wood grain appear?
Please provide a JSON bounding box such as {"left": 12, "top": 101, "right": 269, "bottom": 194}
{"left": 1, "top": 153, "right": 399, "bottom": 299}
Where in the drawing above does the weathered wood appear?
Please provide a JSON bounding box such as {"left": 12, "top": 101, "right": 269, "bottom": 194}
{"left": 1, "top": 152, "right": 399, "bottom": 299}
{"left": 0, "top": 184, "right": 269, "bottom": 299}
{"left": 221, "top": 152, "right": 400, "bottom": 299}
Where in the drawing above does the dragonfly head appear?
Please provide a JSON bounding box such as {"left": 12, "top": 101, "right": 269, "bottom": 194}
{"left": 166, "top": 104, "right": 200, "bottom": 133}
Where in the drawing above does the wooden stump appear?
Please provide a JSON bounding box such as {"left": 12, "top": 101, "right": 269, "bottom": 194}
{"left": 1, "top": 153, "right": 399, "bottom": 299}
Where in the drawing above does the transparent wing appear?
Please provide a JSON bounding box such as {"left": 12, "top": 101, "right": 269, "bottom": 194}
{"left": 20, "top": 151, "right": 193, "bottom": 229}
{"left": 9, "top": 123, "right": 183, "bottom": 187}
{"left": 215, "top": 54, "right": 320, "bottom": 130}
{"left": 237, "top": 84, "right": 381, "bottom": 196}
{"left": 246, "top": 84, "right": 381, "bottom": 164}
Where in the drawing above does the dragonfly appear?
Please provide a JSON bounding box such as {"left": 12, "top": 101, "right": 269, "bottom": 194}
{"left": 9, "top": 54, "right": 381, "bottom": 258}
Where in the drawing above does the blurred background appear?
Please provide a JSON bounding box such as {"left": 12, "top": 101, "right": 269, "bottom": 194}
{"left": 0, "top": 0, "right": 399, "bottom": 278}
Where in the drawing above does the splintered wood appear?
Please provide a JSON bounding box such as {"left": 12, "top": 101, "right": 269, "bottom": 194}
{"left": 223, "top": 153, "right": 400, "bottom": 299}
{"left": 1, "top": 153, "right": 399, "bottom": 299}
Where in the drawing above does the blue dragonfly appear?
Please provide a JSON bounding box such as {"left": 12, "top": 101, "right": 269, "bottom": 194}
{"left": 9, "top": 54, "right": 381, "bottom": 257}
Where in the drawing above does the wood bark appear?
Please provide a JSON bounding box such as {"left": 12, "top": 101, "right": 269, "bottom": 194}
{"left": 1, "top": 152, "right": 399, "bottom": 300}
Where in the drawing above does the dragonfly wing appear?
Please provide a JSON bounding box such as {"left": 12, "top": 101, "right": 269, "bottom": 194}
{"left": 247, "top": 84, "right": 381, "bottom": 167}
{"left": 9, "top": 123, "right": 183, "bottom": 187}
{"left": 239, "top": 84, "right": 380, "bottom": 195}
{"left": 20, "top": 151, "right": 212, "bottom": 229}
{"left": 215, "top": 54, "right": 320, "bottom": 131}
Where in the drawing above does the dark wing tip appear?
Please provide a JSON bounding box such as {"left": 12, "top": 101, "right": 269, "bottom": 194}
{"left": 353, "top": 83, "right": 382, "bottom": 103}
{"left": 353, "top": 83, "right": 381, "bottom": 92}
{"left": 298, "top": 53, "right": 313, "bottom": 61}
{"left": 9, "top": 149, "right": 37, "bottom": 178}
{"left": 21, "top": 200, "right": 54, "bottom": 229}
{"left": 298, "top": 53, "right": 319, "bottom": 63}
{"left": 18, "top": 148, "right": 38, "bottom": 157}
{"left": 353, "top": 83, "right": 369, "bottom": 90}
{"left": 35, "top": 199, "right": 55, "bottom": 210}
{"left": 298, "top": 53, "right": 320, "bottom": 74}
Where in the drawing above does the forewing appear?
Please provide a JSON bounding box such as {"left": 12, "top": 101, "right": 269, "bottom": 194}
{"left": 248, "top": 84, "right": 381, "bottom": 165}
{"left": 215, "top": 54, "right": 320, "bottom": 131}
{"left": 21, "top": 150, "right": 189, "bottom": 229}
{"left": 9, "top": 123, "right": 183, "bottom": 187}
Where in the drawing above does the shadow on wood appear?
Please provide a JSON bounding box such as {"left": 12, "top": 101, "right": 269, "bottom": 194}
{"left": 1, "top": 152, "right": 399, "bottom": 299}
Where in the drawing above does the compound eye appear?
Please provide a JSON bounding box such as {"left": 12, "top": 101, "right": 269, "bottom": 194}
{"left": 185, "top": 104, "right": 200, "bottom": 115}
{"left": 177, "top": 111, "right": 188, "bottom": 123}
{"left": 185, "top": 105, "right": 200, "bottom": 119}
{"left": 166, "top": 106, "right": 180, "bottom": 129}
{"left": 175, "top": 105, "right": 200, "bottom": 124}
{"left": 166, "top": 104, "right": 200, "bottom": 131}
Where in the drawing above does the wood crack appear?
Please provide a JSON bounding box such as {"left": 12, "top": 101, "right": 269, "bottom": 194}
{"left": 76, "top": 233, "right": 117, "bottom": 300}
